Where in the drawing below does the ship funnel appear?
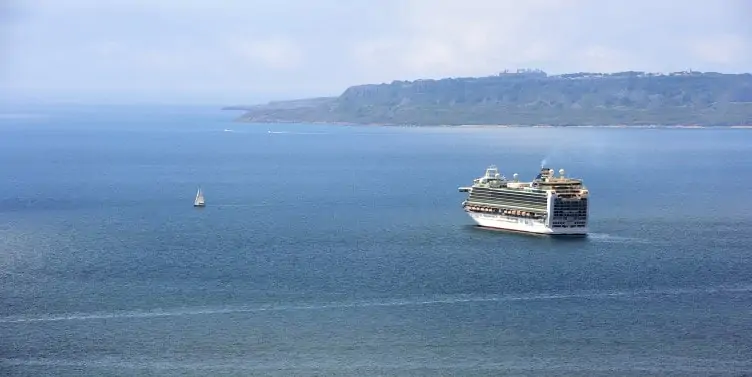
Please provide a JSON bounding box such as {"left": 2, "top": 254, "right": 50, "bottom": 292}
{"left": 559, "top": 168, "right": 565, "bottom": 177}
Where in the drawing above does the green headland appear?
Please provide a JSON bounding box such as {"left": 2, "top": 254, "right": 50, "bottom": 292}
{"left": 225, "top": 70, "right": 752, "bottom": 127}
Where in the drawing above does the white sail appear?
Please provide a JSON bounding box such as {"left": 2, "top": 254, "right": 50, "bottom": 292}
{"left": 194, "top": 187, "right": 205, "bottom": 206}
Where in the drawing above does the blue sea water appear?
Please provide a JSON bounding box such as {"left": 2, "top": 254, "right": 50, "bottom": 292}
{"left": 0, "top": 105, "right": 751, "bottom": 376}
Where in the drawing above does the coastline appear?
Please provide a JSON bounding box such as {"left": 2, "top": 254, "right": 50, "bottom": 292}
{"left": 229, "top": 117, "right": 752, "bottom": 129}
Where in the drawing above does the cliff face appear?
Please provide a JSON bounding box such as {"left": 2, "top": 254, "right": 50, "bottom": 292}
{"left": 232, "top": 71, "right": 752, "bottom": 126}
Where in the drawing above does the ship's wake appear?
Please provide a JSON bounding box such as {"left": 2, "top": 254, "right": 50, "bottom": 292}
{"left": 267, "top": 130, "right": 330, "bottom": 135}
{"left": 586, "top": 232, "right": 652, "bottom": 244}
{"left": 2, "top": 285, "right": 749, "bottom": 324}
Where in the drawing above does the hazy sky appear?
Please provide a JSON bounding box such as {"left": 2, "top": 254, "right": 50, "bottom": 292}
{"left": 1, "top": 0, "right": 750, "bottom": 105}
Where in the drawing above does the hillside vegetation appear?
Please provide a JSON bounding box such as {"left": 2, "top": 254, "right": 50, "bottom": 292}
{"left": 228, "top": 70, "right": 752, "bottom": 126}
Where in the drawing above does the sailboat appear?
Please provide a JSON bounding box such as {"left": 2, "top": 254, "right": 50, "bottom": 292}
{"left": 194, "top": 187, "right": 205, "bottom": 207}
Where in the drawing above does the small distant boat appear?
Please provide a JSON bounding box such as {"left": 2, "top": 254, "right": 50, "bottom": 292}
{"left": 194, "top": 187, "right": 205, "bottom": 207}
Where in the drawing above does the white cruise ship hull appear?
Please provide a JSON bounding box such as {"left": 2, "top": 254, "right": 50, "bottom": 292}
{"left": 466, "top": 211, "right": 587, "bottom": 236}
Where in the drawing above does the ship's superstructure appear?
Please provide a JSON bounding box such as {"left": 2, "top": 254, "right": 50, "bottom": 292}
{"left": 458, "top": 165, "right": 589, "bottom": 235}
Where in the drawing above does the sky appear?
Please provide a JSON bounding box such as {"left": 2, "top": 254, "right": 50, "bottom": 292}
{"left": 1, "top": 0, "right": 750, "bottom": 105}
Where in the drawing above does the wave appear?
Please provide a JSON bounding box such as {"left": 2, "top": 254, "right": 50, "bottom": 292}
{"left": 2, "top": 285, "right": 749, "bottom": 324}
{"left": 2, "top": 356, "right": 749, "bottom": 372}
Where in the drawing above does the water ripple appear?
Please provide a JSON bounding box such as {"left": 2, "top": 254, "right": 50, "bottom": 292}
{"left": 2, "top": 285, "right": 749, "bottom": 324}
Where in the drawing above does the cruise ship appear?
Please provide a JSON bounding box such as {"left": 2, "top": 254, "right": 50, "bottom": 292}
{"left": 458, "top": 165, "right": 589, "bottom": 235}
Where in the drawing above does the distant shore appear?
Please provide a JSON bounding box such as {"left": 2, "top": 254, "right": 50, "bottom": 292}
{"left": 453, "top": 124, "right": 752, "bottom": 129}
{"left": 224, "top": 70, "right": 752, "bottom": 129}
{"left": 228, "top": 118, "right": 752, "bottom": 129}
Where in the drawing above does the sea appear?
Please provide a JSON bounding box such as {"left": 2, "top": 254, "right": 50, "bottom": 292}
{"left": 1, "top": 105, "right": 751, "bottom": 376}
